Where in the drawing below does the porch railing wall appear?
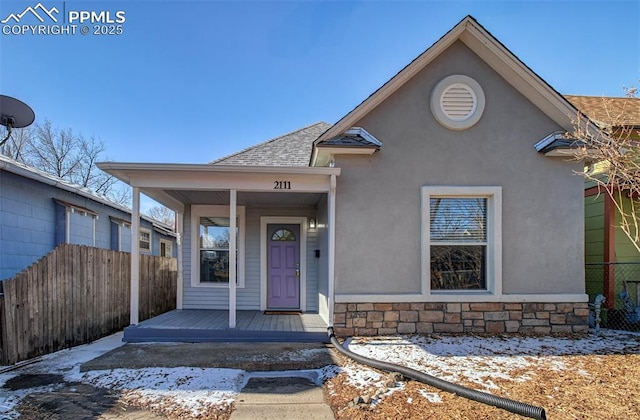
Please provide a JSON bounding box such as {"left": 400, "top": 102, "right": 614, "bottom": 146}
{"left": 0, "top": 243, "right": 177, "bottom": 365}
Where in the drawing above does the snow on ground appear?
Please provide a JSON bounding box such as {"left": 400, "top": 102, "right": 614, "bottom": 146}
{"left": 1, "top": 329, "right": 639, "bottom": 418}
{"left": 0, "top": 333, "right": 247, "bottom": 419}
{"left": 339, "top": 330, "right": 640, "bottom": 395}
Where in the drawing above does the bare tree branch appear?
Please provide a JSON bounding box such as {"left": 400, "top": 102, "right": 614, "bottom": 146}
{"left": 0, "top": 125, "right": 34, "bottom": 160}
{"left": 1, "top": 119, "right": 132, "bottom": 207}
{"left": 572, "top": 86, "right": 640, "bottom": 253}
{"left": 26, "top": 120, "right": 81, "bottom": 179}
{"left": 145, "top": 205, "right": 176, "bottom": 226}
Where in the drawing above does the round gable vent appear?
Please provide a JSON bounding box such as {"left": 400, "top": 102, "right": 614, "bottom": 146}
{"left": 431, "top": 75, "right": 485, "bottom": 130}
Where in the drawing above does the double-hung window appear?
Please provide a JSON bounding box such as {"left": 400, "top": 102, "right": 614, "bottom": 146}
{"left": 139, "top": 228, "right": 152, "bottom": 253}
{"left": 422, "top": 186, "right": 501, "bottom": 294}
{"left": 191, "top": 205, "right": 245, "bottom": 288}
{"left": 160, "top": 239, "right": 173, "bottom": 257}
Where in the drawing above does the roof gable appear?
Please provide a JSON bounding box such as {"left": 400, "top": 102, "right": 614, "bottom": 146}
{"left": 211, "top": 122, "right": 331, "bottom": 167}
{"left": 312, "top": 15, "right": 595, "bottom": 161}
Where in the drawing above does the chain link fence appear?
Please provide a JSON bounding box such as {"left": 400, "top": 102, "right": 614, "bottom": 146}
{"left": 585, "top": 262, "right": 640, "bottom": 331}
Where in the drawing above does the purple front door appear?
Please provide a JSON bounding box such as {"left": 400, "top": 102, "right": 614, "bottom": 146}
{"left": 267, "top": 224, "right": 300, "bottom": 309}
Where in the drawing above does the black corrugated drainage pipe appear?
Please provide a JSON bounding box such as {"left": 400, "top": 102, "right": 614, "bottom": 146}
{"left": 328, "top": 327, "right": 546, "bottom": 420}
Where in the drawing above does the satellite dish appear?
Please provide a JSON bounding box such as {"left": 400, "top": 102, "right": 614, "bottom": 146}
{"left": 0, "top": 94, "right": 35, "bottom": 147}
{"left": 1, "top": 95, "right": 35, "bottom": 128}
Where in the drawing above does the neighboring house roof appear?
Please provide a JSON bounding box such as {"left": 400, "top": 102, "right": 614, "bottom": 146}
{"left": 311, "top": 15, "right": 597, "bottom": 165}
{"left": 211, "top": 122, "right": 332, "bottom": 167}
{"left": 564, "top": 95, "right": 640, "bottom": 128}
{"left": 537, "top": 95, "right": 639, "bottom": 156}
{"left": 0, "top": 154, "right": 174, "bottom": 232}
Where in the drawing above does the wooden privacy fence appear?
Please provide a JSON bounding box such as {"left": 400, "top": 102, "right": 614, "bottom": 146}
{"left": 0, "top": 243, "right": 177, "bottom": 365}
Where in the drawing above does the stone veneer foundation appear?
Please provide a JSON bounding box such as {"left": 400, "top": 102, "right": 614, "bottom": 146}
{"left": 332, "top": 302, "right": 589, "bottom": 336}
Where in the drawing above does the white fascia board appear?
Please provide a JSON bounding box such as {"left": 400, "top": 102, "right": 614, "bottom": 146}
{"left": 542, "top": 149, "right": 574, "bottom": 157}
{"left": 316, "top": 146, "right": 379, "bottom": 155}
{"left": 98, "top": 162, "right": 341, "bottom": 176}
{"left": 128, "top": 171, "right": 335, "bottom": 192}
{"left": 313, "top": 147, "right": 378, "bottom": 167}
{"left": 543, "top": 148, "right": 596, "bottom": 158}
{"left": 97, "top": 162, "right": 341, "bottom": 191}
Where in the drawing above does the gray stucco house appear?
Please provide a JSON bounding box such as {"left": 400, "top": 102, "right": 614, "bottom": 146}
{"left": 0, "top": 154, "right": 176, "bottom": 281}
{"left": 99, "top": 16, "right": 591, "bottom": 337}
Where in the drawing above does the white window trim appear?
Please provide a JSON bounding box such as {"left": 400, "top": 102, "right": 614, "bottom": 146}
{"left": 64, "top": 206, "right": 98, "bottom": 246}
{"left": 139, "top": 227, "right": 152, "bottom": 253}
{"left": 421, "top": 186, "right": 502, "bottom": 299}
{"left": 159, "top": 239, "right": 173, "bottom": 258}
{"left": 191, "top": 205, "right": 246, "bottom": 288}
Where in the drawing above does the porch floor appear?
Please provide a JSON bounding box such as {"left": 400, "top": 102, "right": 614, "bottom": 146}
{"left": 123, "top": 309, "right": 330, "bottom": 343}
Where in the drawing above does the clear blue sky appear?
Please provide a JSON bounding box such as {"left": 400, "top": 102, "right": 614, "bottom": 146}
{"left": 1, "top": 0, "right": 639, "bottom": 164}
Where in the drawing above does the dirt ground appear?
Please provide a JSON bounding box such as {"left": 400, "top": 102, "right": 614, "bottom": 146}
{"left": 325, "top": 353, "right": 640, "bottom": 419}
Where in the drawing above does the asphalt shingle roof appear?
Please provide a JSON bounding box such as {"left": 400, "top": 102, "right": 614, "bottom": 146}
{"left": 210, "top": 122, "right": 332, "bottom": 167}
{"left": 565, "top": 95, "right": 640, "bottom": 127}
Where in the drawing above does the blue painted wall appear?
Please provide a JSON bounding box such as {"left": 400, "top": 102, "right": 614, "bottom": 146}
{"left": 1, "top": 170, "right": 176, "bottom": 280}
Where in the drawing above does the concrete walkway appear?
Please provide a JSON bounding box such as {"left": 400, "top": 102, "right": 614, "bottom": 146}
{"left": 232, "top": 376, "right": 335, "bottom": 420}
{"left": 81, "top": 342, "right": 340, "bottom": 372}
{"left": 80, "top": 342, "right": 341, "bottom": 419}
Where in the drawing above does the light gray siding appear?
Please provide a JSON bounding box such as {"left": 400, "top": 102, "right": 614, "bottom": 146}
{"left": 182, "top": 205, "right": 322, "bottom": 312}
{"left": 333, "top": 41, "right": 584, "bottom": 296}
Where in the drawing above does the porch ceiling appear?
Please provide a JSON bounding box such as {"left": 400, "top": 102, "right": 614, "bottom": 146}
{"left": 161, "top": 190, "right": 325, "bottom": 206}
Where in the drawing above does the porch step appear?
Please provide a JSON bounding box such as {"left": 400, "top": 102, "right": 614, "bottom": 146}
{"left": 123, "top": 325, "right": 330, "bottom": 343}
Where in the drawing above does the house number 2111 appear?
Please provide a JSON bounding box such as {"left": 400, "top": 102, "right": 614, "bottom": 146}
{"left": 273, "top": 181, "right": 291, "bottom": 190}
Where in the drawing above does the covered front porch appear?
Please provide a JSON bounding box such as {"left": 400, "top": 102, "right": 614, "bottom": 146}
{"left": 123, "top": 309, "right": 330, "bottom": 342}
{"left": 97, "top": 162, "right": 340, "bottom": 341}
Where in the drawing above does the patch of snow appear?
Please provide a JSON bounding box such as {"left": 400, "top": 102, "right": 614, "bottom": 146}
{"left": 0, "top": 332, "right": 126, "bottom": 418}
{"left": 419, "top": 390, "right": 443, "bottom": 403}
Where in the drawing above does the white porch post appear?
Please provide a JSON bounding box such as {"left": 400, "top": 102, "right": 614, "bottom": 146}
{"left": 229, "top": 189, "right": 237, "bottom": 328}
{"left": 328, "top": 175, "right": 337, "bottom": 326}
{"left": 176, "top": 211, "right": 184, "bottom": 310}
{"left": 130, "top": 187, "right": 140, "bottom": 325}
